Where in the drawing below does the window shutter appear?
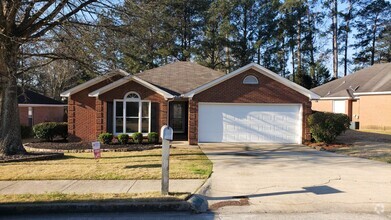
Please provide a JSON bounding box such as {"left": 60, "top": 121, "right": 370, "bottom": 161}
{"left": 150, "top": 102, "right": 159, "bottom": 132}
{"left": 107, "top": 102, "right": 113, "bottom": 133}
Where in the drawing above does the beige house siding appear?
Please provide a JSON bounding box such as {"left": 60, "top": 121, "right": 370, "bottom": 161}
{"left": 351, "top": 100, "right": 360, "bottom": 122}
{"left": 311, "top": 100, "right": 333, "bottom": 112}
{"left": 359, "top": 95, "right": 391, "bottom": 131}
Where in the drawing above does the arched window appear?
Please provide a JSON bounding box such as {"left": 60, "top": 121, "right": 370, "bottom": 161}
{"left": 113, "top": 91, "right": 151, "bottom": 135}
{"left": 125, "top": 92, "right": 140, "bottom": 100}
{"left": 243, "top": 75, "right": 259, "bottom": 85}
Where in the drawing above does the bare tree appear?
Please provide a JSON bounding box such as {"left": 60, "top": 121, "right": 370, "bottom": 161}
{"left": 0, "top": 1, "right": 101, "bottom": 156}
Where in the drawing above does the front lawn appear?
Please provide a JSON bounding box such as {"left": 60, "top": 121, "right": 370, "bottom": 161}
{"left": 333, "top": 129, "right": 391, "bottom": 163}
{"left": 0, "top": 146, "right": 212, "bottom": 180}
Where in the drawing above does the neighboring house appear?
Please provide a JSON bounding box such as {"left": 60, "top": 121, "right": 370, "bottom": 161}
{"left": 311, "top": 63, "right": 391, "bottom": 131}
{"left": 18, "top": 89, "right": 67, "bottom": 126}
{"left": 60, "top": 62, "right": 319, "bottom": 144}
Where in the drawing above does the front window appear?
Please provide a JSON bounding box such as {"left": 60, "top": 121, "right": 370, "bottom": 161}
{"left": 113, "top": 92, "right": 151, "bottom": 135}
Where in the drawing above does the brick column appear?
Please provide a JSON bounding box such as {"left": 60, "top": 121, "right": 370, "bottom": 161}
{"left": 67, "top": 98, "right": 77, "bottom": 142}
{"left": 160, "top": 102, "right": 168, "bottom": 128}
{"left": 96, "top": 98, "right": 104, "bottom": 138}
{"left": 303, "top": 101, "right": 312, "bottom": 142}
{"left": 188, "top": 100, "right": 198, "bottom": 145}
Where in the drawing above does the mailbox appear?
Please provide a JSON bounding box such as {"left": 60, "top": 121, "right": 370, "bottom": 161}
{"left": 160, "top": 125, "right": 173, "bottom": 141}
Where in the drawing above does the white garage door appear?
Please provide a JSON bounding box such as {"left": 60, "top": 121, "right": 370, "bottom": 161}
{"left": 198, "top": 103, "right": 302, "bottom": 144}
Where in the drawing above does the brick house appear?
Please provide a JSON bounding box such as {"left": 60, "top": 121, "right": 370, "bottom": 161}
{"left": 61, "top": 62, "right": 319, "bottom": 144}
{"left": 18, "top": 89, "right": 67, "bottom": 126}
{"left": 311, "top": 63, "right": 391, "bottom": 131}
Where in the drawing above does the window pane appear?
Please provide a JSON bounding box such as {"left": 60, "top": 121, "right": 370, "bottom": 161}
{"left": 126, "top": 102, "right": 139, "bottom": 117}
{"left": 115, "top": 118, "right": 123, "bottom": 133}
{"left": 126, "top": 118, "right": 139, "bottom": 133}
{"left": 142, "top": 102, "right": 149, "bottom": 117}
{"left": 142, "top": 118, "right": 149, "bottom": 133}
{"left": 116, "top": 102, "right": 123, "bottom": 117}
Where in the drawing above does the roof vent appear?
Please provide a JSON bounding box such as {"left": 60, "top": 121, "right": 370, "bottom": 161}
{"left": 327, "top": 91, "right": 331, "bottom": 95}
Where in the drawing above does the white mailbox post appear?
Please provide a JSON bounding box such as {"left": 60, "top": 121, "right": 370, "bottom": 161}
{"left": 160, "top": 125, "right": 173, "bottom": 195}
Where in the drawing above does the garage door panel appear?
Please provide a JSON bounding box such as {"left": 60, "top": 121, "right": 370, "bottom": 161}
{"left": 198, "top": 104, "right": 301, "bottom": 144}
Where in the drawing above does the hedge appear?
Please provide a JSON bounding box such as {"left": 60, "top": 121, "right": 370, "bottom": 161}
{"left": 33, "top": 122, "right": 68, "bottom": 141}
{"left": 307, "top": 112, "right": 350, "bottom": 143}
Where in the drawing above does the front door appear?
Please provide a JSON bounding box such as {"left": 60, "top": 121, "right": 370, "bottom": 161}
{"left": 169, "top": 102, "right": 187, "bottom": 134}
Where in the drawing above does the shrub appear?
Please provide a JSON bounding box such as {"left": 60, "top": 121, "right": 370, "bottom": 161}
{"left": 98, "top": 133, "right": 114, "bottom": 144}
{"left": 33, "top": 122, "right": 69, "bottom": 141}
{"left": 148, "top": 132, "right": 159, "bottom": 144}
{"left": 54, "top": 122, "right": 68, "bottom": 140}
{"left": 132, "top": 132, "right": 143, "bottom": 144}
{"left": 20, "top": 125, "right": 33, "bottom": 139}
{"left": 117, "top": 134, "right": 129, "bottom": 145}
{"left": 307, "top": 112, "right": 350, "bottom": 143}
{"left": 33, "top": 122, "right": 57, "bottom": 141}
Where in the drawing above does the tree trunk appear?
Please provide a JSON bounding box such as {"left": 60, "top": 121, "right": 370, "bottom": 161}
{"left": 371, "top": 17, "right": 378, "bottom": 65}
{"left": 332, "top": 0, "right": 338, "bottom": 78}
{"left": 297, "top": 17, "right": 302, "bottom": 76}
{"left": 291, "top": 45, "right": 295, "bottom": 81}
{"left": 0, "top": 41, "right": 26, "bottom": 156}
{"left": 344, "top": 0, "right": 352, "bottom": 76}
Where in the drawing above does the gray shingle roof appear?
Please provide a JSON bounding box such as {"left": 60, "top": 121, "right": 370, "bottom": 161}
{"left": 311, "top": 63, "right": 391, "bottom": 97}
{"left": 136, "top": 61, "right": 225, "bottom": 95}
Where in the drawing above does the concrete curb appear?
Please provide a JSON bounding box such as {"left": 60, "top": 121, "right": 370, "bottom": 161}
{"left": 0, "top": 201, "right": 191, "bottom": 214}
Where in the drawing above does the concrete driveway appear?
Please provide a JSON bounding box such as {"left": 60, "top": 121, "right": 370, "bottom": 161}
{"left": 199, "top": 144, "right": 391, "bottom": 216}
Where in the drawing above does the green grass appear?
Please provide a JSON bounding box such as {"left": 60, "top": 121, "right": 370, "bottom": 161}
{"left": 0, "top": 192, "right": 189, "bottom": 204}
{"left": 0, "top": 147, "right": 213, "bottom": 180}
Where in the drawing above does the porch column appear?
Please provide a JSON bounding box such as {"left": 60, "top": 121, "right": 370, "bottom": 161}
{"left": 188, "top": 100, "right": 198, "bottom": 145}
{"left": 96, "top": 98, "right": 105, "bottom": 138}
{"left": 68, "top": 98, "right": 77, "bottom": 141}
{"left": 303, "top": 101, "right": 312, "bottom": 142}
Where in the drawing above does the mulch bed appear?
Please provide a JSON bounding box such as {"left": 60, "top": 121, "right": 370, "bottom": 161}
{"left": 0, "top": 152, "right": 64, "bottom": 163}
{"left": 305, "top": 141, "right": 351, "bottom": 152}
{"left": 24, "top": 141, "right": 161, "bottom": 153}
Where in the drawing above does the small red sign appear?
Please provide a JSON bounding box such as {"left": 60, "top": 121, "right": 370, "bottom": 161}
{"left": 93, "top": 149, "right": 101, "bottom": 159}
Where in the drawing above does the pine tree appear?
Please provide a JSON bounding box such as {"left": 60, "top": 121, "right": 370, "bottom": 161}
{"left": 353, "top": 0, "right": 391, "bottom": 66}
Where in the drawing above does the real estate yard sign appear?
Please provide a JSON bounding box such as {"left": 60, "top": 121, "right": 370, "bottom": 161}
{"left": 92, "top": 142, "right": 101, "bottom": 159}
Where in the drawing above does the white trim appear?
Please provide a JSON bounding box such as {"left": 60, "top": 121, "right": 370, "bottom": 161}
{"left": 18, "top": 104, "right": 67, "bottom": 107}
{"left": 319, "top": 97, "right": 353, "bottom": 100}
{"left": 183, "top": 63, "right": 321, "bottom": 100}
{"left": 198, "top": 102, "right": 302, "bottom": 106}
{"left": 88, "top": 75, "right": 174, "bottom": 100}
{"left": 60, "top": 69, "right": 129, "bottom": 97}
{"left": 112, "top": 97, "right": 151, "bottom": 136}
{"left": 353, "top": 91, "right": 391, "bottom": 96}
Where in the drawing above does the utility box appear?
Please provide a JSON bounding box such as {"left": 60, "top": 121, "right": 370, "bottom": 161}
{"left": 350, "top": 121, "right": 360, "bottom": 130}
{"left": 160, "top": 125, "right": 173, "bottom": 141}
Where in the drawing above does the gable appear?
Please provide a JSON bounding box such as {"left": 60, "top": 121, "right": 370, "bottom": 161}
{"left": 193, "top": 68, "right": 310, "bottom": 103}
{"left": 184, "top": 63, "right": 320, "bottom": 100}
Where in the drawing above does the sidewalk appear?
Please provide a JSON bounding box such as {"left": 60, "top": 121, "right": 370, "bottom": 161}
{"left": 0, "top": 179, "right": 205, "bottom": 195}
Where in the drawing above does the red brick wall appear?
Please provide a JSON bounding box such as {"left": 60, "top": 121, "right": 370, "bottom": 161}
{"left": 190, "top": 68, "right": 312, "bottom": 144}
{"left": 19, "top": 106, "right": 65, "bottom": 126}
{"left": 19, "top": 107, "right": 28, "bottom": 126}
{"left": 68, "top": 75, "right": 122, "bottom": 142}
{"left": 99, "top": 80, "right": 167, "bottom": 135}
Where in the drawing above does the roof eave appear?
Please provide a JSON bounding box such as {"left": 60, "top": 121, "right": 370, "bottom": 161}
{"left": 60, "top": 69, "right": 129, "bottom": 97}
{"left": 353, "top": 91, "right": 391, "bottom": 96}
{"left": 88, "top": 76, "right": 175, "bottom": 100}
